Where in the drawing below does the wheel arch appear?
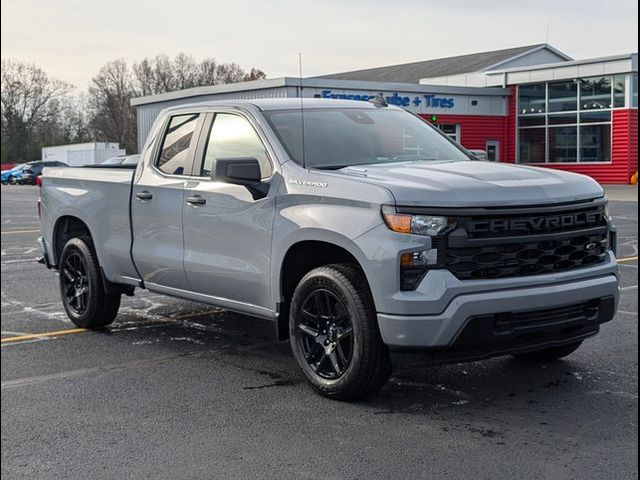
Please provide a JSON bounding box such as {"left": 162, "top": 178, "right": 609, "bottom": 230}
{"left": 52, "top": 215, "right": 94, "bottom": 267}
{"left": 276, "top": 238, "right": 372, "bottom": 340}
{"left": 53, "top": 215, "right": 134, "bottom": 296}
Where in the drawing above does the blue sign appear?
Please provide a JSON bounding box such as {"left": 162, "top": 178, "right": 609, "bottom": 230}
{"left": 320, "top": 90, "right": 455, "bottom": 109}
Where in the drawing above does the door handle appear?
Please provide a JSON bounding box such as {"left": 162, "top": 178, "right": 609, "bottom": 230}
{"left": 135, "top": 191, "right": 153, "bottom": 201}
{"left": 185, "top": 195, "right": 206, "bottom": 206}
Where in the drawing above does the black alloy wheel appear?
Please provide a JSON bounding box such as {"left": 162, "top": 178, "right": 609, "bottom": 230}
{"left": 289, "top": 264, "right": 391, "bottom": 400}
{"left": 61, "top": 251, "right": 90, "bottom": 315}
{"left": 297, "top": 289, "right": 354, "bottom": 379}
{"left": 58, "top": 237, "right": 121, "bottom": 328}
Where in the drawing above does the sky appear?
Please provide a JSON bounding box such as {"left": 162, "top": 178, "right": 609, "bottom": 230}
{"left": 1, "top": 0, "right": 638, "bottom": 91}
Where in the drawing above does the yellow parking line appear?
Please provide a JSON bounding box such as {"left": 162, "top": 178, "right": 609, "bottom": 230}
{"left": 1, "top": 328, "right": 88, "bottom": 343}
{"left": 618, "top": 256, "right": 638, "bottom": 263}
{"left": 1, "top": 229, "right": 40, "bottom": 235}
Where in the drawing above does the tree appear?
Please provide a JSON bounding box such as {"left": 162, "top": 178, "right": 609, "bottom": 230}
{"left": 132, "top": 54, "right": 267, "bottom": 95}
{"left": 38, "top": 94, "right": 92, "bottom": 147}
{"left": 88, "top": 59, "right": 138, "bottom": 154}
{"left": 243, "top": 68, "right": 267, "bottom": 82}
{"left": 1, "top": 59, "right": 73, "bottom": 162}
{"left": 1, "top": 55, "right": 267, "bottom": 160}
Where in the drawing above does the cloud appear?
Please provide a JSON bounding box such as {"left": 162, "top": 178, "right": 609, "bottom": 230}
{"left": 1, "top": 0, "right": 637, "bottom": 89}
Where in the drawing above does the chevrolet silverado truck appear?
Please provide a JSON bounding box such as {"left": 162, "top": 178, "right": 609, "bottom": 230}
{"left": 38, "top": 98, "right": 619, "bottom": 400}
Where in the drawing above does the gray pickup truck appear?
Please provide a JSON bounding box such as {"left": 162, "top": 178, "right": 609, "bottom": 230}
{"left": 38, "top": 98, "right": 619, "bottom": 400}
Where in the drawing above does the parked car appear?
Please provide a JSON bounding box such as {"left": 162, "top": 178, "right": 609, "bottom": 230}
{"left": 21, "top": 161, "right": 68, "bottom": 184}
{"left": 1, "top": 164, "right": 26, "bottom": 184}
{"left": 468, "top": 149, "right": 488, "bottom": 160}
{"left": 38, "top": 99, "right": 619, "bottom": 400}
{"left": 101, "top": 154, "right": 141, "bottom": 166}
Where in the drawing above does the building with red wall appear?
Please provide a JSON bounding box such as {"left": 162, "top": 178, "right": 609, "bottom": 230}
{"left": 417, "top": 50, "right": 638, "bottom": 184}
{"left": 133, "top": 45, "right": 638, "bottom": 184}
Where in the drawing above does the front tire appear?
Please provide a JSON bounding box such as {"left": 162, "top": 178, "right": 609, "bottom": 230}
{"left": 289, "top": 264, "right": 391, "bottom": 401}
{"left": 513, "top": 341, "right": 583, "bottom": 362}
{"left": 59, "top": 237, "right": 120, "bottom": 328}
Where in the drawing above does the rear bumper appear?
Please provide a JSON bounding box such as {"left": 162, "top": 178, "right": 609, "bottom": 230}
{"left": 377, "top": 273, "right": 619, "bottom": 350}
{"left": 36, "top": 236, "right": 53, "bottom": 269}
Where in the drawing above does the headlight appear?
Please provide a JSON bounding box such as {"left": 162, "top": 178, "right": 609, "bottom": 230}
{"left": 382, "top": 206, "right": 455, "bottom": 236}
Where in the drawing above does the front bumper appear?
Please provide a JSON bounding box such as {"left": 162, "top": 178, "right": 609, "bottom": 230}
{"left": 377, "top": 273, "right": 619, "bottom": 350}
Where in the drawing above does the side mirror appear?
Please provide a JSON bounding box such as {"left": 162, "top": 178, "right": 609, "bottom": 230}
{"left": 212, "top": 157, "right": 262, "bottom": 186}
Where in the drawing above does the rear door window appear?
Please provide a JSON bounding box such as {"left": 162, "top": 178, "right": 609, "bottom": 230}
{"left": 156, "top": 114, "right": 200, "bottom": 175}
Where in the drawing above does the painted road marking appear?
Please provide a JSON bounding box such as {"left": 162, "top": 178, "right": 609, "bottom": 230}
{"left": 1, "top": 352, "right": 202, "bottom": 390}
{"left": 0, "top": 229, "right": 40, "bottom": 235}
{"left": 1, "top": 328, "right": 87, "bottom": 343}
{"left": 617, "top": 256, "right": 638, "bottom": 263}
{"left": 0, "top": 311, "right": 224, "bottom": 346}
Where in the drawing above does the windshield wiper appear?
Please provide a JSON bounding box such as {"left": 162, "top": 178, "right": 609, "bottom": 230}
{"left": 313, "top": 158, "right": 448, "bottom": 170}
{"left": 314, "top": 165, "right": 350, "bottom": 170}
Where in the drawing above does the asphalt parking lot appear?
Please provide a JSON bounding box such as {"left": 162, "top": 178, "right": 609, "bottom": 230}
{"left": 1, "top": 184, "right": 637, "bottom": 480}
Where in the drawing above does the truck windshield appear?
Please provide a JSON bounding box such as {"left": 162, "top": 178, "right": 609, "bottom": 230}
{"left": 263, "top": 107, "right": 470, "bottom": 169}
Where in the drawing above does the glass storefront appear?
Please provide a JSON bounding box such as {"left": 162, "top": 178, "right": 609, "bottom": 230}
{"left": 519, "top": 84, "right": 546, "bottom": 114}
{"left": 549, "top": 126, "right": 578, "bottom": 163}
{"left": 519, "top": 128, "right": 545, "bottom": 163}
{"left": 517, "top": 75, "right": 625, "bottom": 164}
{"left": 614, "top": 75, "right": 626, "bottom": 108}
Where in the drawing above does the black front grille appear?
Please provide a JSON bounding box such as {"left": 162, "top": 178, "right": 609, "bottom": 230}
{"left": 488, "top": 300, "right": 600, "bottom": 332}
{"left": 406, "top": 297, "right": 616, "bottom": 366}
{"left": 465, "top": 204, "right": 607, "bottom": 239}
{"left": 396, "top": 201, "right": 611, "bottom": 288}
{"left": 447, "top": 232, "right": 608, "bottom": 280}
{"left": 450, "top": 298, "right": 608, "bottom": 352}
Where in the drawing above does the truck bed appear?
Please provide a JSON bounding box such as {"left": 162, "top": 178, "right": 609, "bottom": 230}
{"left": 40, "top": 166, "right": 139, "bottom": 285}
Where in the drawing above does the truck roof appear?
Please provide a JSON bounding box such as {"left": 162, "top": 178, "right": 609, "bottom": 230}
{"left": 163, "top": 98, "right": 400, "bottom": 114}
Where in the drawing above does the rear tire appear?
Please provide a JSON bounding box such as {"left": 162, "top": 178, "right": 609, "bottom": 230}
{"left": 289, "top": 264, "right": 391, "bottom": 401}
{"left": 59, "top": 237, "right": 120, "bottom": 329}
{"left": 513, "top": 341, "right": 583, "bottom": 362}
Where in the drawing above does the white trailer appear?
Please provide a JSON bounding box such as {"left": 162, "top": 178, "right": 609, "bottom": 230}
{"left": 42, "top": 142, "right": 125, "bottom": 166}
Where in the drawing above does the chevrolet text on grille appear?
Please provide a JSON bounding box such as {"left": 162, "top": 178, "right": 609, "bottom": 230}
{"left": 468, "top": 211, "right": 604, "bottom": 234}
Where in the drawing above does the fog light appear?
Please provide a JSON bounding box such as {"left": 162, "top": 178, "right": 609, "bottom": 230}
{"left": 400, "top": 249, "right": 439, "bottom": 291}
{"left": 401, "top": 249, "right": 439, "bottom": 267}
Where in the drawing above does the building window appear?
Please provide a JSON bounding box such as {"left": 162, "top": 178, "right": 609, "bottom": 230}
{"left": 518, "top": 83, "right": 546, "bottom": 115}
{"left": 580, "top": 77, "right": 612, "bottom": 110}
{"left": 549, "top": 126, "right": 578, "bottom": 163}
{"left": 548, "top": 113, "right": 577, "bottom": 125}
{"left": 519, "top": 128, "right": 546, "bottom": 164}
{"left": 518, "top": 76, "right": 615, "bottom": 164}
{"left": 519, "top": 115, "right": 545, "bottom": 127}
{"left": 548, "top": 81, "right": 578, "bottom": 112}
{"left": 633, "top": 73, "right": 638, "bottom": 108}
{"left": 438, "top": 124, "right": 460, "bottom": 142}
{"left": 580, "top": 111, "right": 611, "bottom": 123}
{"left": 580, "top": 124, "right": 611, "bottom": 162}
{"left": 613, "top": 75, "right": 626, "bottom": 108}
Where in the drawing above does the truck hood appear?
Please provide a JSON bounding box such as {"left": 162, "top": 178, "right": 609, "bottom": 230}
{"left": 339, "top": 161, "right": 604, "bottom": 207}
